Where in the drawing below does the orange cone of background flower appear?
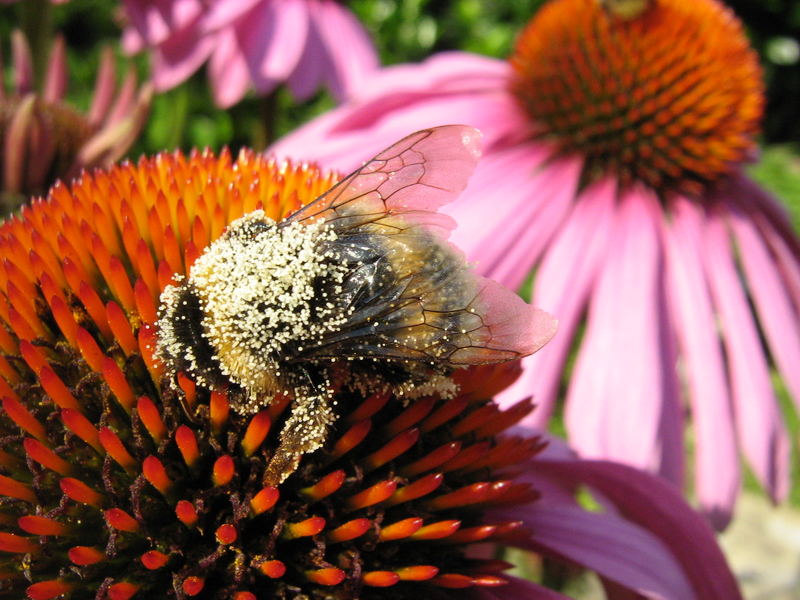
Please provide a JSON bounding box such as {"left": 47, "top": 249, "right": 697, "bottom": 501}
{"left": 271, "top": 0, "right": 800, "bottom": 528}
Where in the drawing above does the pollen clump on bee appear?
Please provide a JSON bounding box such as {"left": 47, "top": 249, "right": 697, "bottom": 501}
{"left": 157, "top": 210, "right": 351, "bottom": 413}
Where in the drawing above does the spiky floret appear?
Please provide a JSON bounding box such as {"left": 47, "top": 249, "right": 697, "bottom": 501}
{"left": 510, "top": 0, "right": 763, "bottom": 196}
{"left": 0, "top": 151, "right": 541, "bottom": 599}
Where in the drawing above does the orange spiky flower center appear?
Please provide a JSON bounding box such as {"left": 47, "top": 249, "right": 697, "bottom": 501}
{"left": 509, "top": 0, "right": 764, "bottom": 196}
{"left": 0, "top": 151, "right": 541, "bottom": 599}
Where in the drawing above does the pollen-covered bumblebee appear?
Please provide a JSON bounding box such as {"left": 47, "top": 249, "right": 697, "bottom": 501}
{"left": 156, "top": 126, "right": 556, "bottom": 484}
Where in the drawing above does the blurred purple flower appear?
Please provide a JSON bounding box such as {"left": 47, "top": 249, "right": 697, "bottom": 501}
{"left": 272, "top": 0, "right": 800, "bottom": 528}
{"left": 1, "top": 31, "right": 151, "bottom": 212}
{"left": 121, "top": 0, "right": 379, "bottom": 107}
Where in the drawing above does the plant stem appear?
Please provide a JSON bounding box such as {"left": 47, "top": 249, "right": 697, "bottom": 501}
{"left": 20, "top": 0, "right": 53, "bottom": 89}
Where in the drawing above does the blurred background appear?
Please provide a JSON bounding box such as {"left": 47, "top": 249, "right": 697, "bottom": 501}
{"left": 1, "top": 1, "right": 798, "bottom": 209}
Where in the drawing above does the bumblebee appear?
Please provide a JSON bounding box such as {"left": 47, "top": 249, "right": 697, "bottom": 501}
{"left": 156, "top": 126, "right": 556, "bottom": 483}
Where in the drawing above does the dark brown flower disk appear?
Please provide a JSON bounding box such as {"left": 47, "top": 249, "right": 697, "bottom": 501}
{"left": 0, "top": 151, "right": 543, "bottom": 599}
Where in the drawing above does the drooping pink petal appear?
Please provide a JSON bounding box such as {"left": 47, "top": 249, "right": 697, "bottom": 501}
{"left": 663, "top": 197, "right": 739, "bottom": 527}
{"left": 207, "top": 28, "right": 252, "bottom": 108}
{"left": 43, "top": 36, "right": 67, "bottom": 103}
{"left": 703, "top": 209, "right": 791, "bottom": 501}
{"left": 200, "top": 0, "right": 263, "bottom": 32}
{"left": 235, "top": 0, "right": 308, "bottom": 95}
{"left": 565, "top": 188, "right": 682, "bottom": 482}
{"left": 88, "top": 47, "right": 117, "bottom": 127}
{"left": 11, "top": 31, "right": 33, "bottom": 95}
{"left": 525, "top": 457, "right": 743, "bottom": 600}
{"left": 506, "top": 503, "right": 694, "bottom": 599}
{"left": 457, "top": 151, "right": 581, "bottom": 290}
{"left": 122, "top": 0, "right": 203, "bottom": 48}
{"left": 727, "top": 203, "right": 800, "bottom": 408}
{"left": 310, "top": 0, "right": 378, "bottom": 101}
{"left": 495, "top": 179, "right": 615, "bottom": 426}
{"left": 151, "top": 22, "right": 215, "bottom": 91}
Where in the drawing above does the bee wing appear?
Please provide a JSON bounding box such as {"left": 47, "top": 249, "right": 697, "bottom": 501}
{"left": 284, "top": 125, "right": 482, "bottom": 239}
{"left": 296, "top": 247, "right": 557, "bottom": 366}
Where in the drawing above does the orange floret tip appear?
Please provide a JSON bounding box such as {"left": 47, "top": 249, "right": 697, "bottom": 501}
{"left": 142, "top": 455, "right": 172, "bottom": 496}
{"left": 327, "top": 518, "right": 371, "bottom": 543}
{"left": 427, "top": 482, "right": 492, "bottom": 510}
{"left": 18, "top": 516, "right": 69, "bottom": 536}
{"left": 305, "top": 568, "right": 346, "bottom": 586}
{"left": 363, "top": 427, "right": 420, "bottom": 471}
{"left": 23, "top": 438, "right": 72, "bottom": 475}
{"left": 141, "top": 550, "right": 169, "bottom": 570}
{"left": 346, "top": 479, "right": 397, "bottom": 510}
{"left": 104, "top": 508, "right": 140, "bottom": 533}
{"left": 301, "top": 469, "right": 345, "bottom": 502}
{"left": 39, "top": 365, "right": 78, "bottom": 410}
{"left": 26, "top": 580, "right": 73, "bottom": 600}
{"left": 396, "top": 565, "right": 439, "bottom": 581}
{"left": 400, "top": 441, "right": 462, "bottom": 477}
{"left": 0, "top": 532, "right": 38, "bottom": 553}
{"left": 363, "top": 571, "right": 401, "bottom": 587}
{"left": 175, "top": 425, "right": 200, "bottom": 467}
{"left": 250, "top": 486, "right": 280, "bottom": 515}
{"left": 258, "top": 560, "right": 287, "bottom": 579}
{"left": 215, "top": 523, "right": 238, "bottom": 545}
{"left": 330, "top": 419, "right": 372, "bottom": 459}
{"left": 175, "top": 500, "right": 199, "bottom": 527}
{"left": 68, "top": 546, "right": 105, "bottom": 566}
{"left": 98, "top": 427, "right": 136, "bottom": 472}
{"left": 182, "top": 576, "right": 205, "bottom": 596}
{"left": 108, "top": 582, "right": 140, "bottom": 600}
{"left": 212, "top": 455, "right": 235, "bottom": 486}
{"left": 136, "top": 396, "right": 166, "bottom": 442}
{"left": 411, "top": 520, "right": 462, "bottom": 541}
{"left": 59, "top": 477, "right": 104, "bottom": 507}
{"left": 377, "top": 518, "right": 424, "bottom": 542}
{"left": 382, "top": 396, "right": 436, "bottom": 436}
{"left": 61, "top": 408, "right": 102, "bottom": 453}
{"left": 210, "top": 390, "right": 230, "bottom": 432}
{"left": 3, "top": 397, "right": 47, "bottom": 441}
{"left": 241, "top": 409, "right": 271, "bottom": 456}
{"left": 283, "top": 516, "right": 326, "bottom": 539}
{"left": 386, "top": 473, "right": 444, "bottom": 506}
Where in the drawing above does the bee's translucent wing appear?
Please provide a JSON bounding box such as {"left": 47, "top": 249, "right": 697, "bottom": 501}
{"left": 294, "top": 230, "right": 557, "bottom": 366}
{"left": 284, "top": 125, "right": 482, "bottom": 239}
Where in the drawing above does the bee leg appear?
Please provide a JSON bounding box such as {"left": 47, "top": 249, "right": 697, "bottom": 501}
{"left": 263, "top": 391, "right": 335, "bottom": 485}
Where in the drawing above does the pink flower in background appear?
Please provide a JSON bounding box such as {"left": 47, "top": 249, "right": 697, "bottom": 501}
{"left": 273, "top": 0, "right": 800, "bottom": 528}
{"left": 121, "top": 0, "right": 379, "bottom": 107}
{"left": 1, "top": 30, "right": 151, "bottom": 212}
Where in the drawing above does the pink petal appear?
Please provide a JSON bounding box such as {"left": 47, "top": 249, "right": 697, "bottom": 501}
{"left": 525, "top": 457, "right": 743, "bottom": 600}
{"left": 286, "top": 7, "right": 328, "bottom": 100}
{"left": 43, "top": 36, "right": 67, "bottom": 103}
{"left": 565, "top": 188, "right": 682, "bottom": 481}
{"left": 703, "top": 209, "right": 791, "bottom": 501}
{"left": 509, "top": 503, "right": 694, "bottom": 599}
{"left": 728, "top": 202, "right": 800, "bottom": 409}
{"left": 495, "top": 178, "right": 615, "bottom": 426}
{"left": 663, "top": 197, "right": 739, "bottom": 527}
{"left": 201, "top": 0, "right": 263, "bottom": 31}
{"left": 208, "top": 28, "right": 252, "bottom": 108}
{"left": 88, "top": 47, "right": 116, "bottom": 127}
{"left": 122, "top": 0, "right": 203, "bottom": 47}
{"left": 11, "top": 30, "right": 33, "bottom": 95}
{"left": 151, "top": 22, "right": 215, "bottom": 91}
{"left": 309, "top": 0, "right": 378, "bottom": 101}
{"left": 235, "top": 0, "right": 308, "bottom": 94}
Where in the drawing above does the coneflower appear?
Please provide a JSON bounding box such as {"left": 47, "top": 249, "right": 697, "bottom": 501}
{"left": 271, "top": 0, "right": 800, "bottom": 528}
{"left": 0, "top": 143, "right": 739, "bottom": 599}
{"left": 0, "top": 30, "right": 152, "bottom": 214}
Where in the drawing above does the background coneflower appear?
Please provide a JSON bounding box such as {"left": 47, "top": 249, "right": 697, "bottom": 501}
{"left": 120, "top": 0, "right": 379, "bottom": 108}
{"left": 0, "top": 30, "right": 152, "bottom": 215}
{"left": 271, "top": 0, "right": 800, "bottom": 528}
{"left": 0, "top": 148, "right": 738, "bottom": 598}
